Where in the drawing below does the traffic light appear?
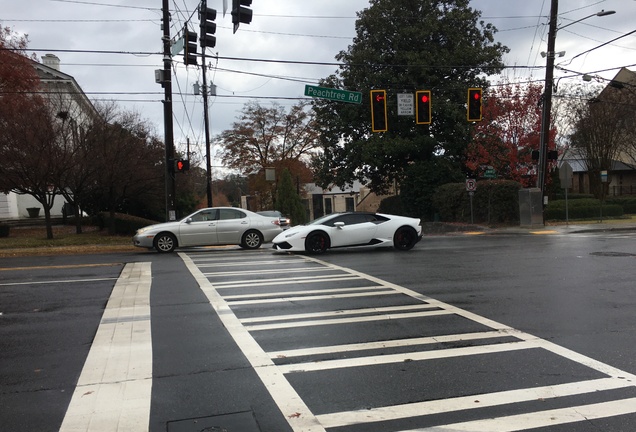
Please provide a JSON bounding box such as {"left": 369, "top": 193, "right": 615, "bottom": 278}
{"left": 232, "top": 0, "right": 253, "bottom": 34}
{"left": 467, "top": 88, "right": 482, "bottom": 121}
{"left": 415, "top": 90, "right": 432, "bottom": 124}
{"left": 199, "top": 1, "right": 217, "bottom": 49}
{"left": 370, "top": 89, "right": 387, "bottom": 132}
{"left": 183, "top": 30, "right": 198, "bottom": 66}
{"left": 174, "top": 159, "right": 190, "bottom": 172}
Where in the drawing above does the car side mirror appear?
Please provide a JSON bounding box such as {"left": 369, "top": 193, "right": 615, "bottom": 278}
{"left": 334, "top": 222, "right": 345, "bottom": 229}
{"left": 186, "top": 217, "right": 192, "bottom": 224}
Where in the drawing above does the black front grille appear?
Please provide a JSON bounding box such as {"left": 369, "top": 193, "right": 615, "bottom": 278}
{"left": 273, "top": 242, "right": 292, "bottom": 250}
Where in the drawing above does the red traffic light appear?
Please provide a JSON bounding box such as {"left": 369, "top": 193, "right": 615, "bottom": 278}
{"left": 370, "top": 90, "right": 387, "bottom": 133}
{"left": 467, "top": 88, "right": 483, "bottom": 122}
{"left": 415, "top": 90, "right": 431, "bottom": 125}
{"left": 174, "top": 159, "right": 190, "bottom": 172}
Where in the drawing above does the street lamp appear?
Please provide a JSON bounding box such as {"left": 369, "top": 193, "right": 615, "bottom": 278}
{"left": 535, "top": 3, "right": 615, "bottom": 207}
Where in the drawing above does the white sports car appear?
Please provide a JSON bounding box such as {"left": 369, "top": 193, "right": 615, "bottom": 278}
{"left": 132, "top": 207, "right": 283, "bottom": 253}
{"left": 272, "top": 212, "right": 422, "bottom": 254}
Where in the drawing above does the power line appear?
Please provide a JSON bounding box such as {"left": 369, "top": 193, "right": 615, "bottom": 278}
{"left": 49, "top": 0, "right": 161, "bottom": 11}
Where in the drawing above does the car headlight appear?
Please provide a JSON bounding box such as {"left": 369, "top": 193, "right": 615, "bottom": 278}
{"left": 284, "top": 231, "right": 298, "bottom": 239}
{"left": 137, "top": 226, "right": 150, "bottom": 235}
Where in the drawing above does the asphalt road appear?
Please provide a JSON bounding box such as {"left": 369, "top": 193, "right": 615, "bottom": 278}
{"left": 1, "top": 230, "right": 635, "bottom": 431}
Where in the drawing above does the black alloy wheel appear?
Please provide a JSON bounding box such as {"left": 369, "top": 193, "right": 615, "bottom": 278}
{"left": 305, "top": 231, "right": 329, "bottom": 254}
{"left": 393, "top": 226, "right": 418, "bottom": 251}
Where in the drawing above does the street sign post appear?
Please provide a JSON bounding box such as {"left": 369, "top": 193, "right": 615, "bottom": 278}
{"left": 559, "top": 161, "right": 573, "bottom": 225}
{"left": 559, "top": 161, "right": 573, "bottom": 188}
{"left": 304, "top": 85, "right": 362, "bottom": 104}
{"left": 466, "top": 179, "right": 476, "bottom": 224}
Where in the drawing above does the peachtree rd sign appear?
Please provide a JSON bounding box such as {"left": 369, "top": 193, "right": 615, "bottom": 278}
{"left": 304, "top": 85, "right": 362, "bottom": 104}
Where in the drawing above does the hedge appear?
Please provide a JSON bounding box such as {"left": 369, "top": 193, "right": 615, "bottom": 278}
{"left": 605, "top": 197, "right": 636, "bottom": 214}
{"left": 545, "top": 198, "right": 623, "bottom": 220}
{"left": 94, "top": 212, "right": 160, "bottom": 235}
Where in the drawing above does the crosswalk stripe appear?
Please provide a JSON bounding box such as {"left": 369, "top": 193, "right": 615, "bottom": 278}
{"left": 203, "top": 266, "right": 334, "bottom": 277}
{"left": 59, "top": 262, "right": 153, "bottom": 432}
{"left": 270, "top": 330, "right": 512, "bottom": 359}
{"left": 317, "top": 377, "right": 635, "bottom": 428}
{"left": 246, "top": 309, "right": 453, "bottom": 331}
{"left": 179, "top": 252, "right": 327, "bottom": 432}
{"left": 227, "top": 289, "right": 397, "bottom": 305}
{"left": 241, "top": 303, "right": 439, "bottom": 324}
{"left": 212, "top": 274, "right": 362, "bottom": 288}
{"left": 277, "top": 340, "right": 540, "bottom": 374}
{"left": 396, "top": 397, "right": 636, "bottom": 432}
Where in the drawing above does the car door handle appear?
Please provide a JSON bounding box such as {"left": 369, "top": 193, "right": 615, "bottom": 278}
{"left": 241, "top": 221, "right": 248, "bottom": 224}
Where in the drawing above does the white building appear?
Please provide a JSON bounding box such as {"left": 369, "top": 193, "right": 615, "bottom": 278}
{"left": 0, "top": 54, "right": 96, "bottom": 220}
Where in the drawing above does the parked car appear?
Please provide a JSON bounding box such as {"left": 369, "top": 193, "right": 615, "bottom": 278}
{"left": 272, "top": 212, "right": 422, "bottom": 254}
{"left": 132, "top": 207, "right": 283, "bottom": 253}
{"left": 257, "top": 210, "right": 291, "bottom": 229}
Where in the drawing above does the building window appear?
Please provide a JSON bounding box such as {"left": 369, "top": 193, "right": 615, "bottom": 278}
{"left": 324, "top": 198, "right": 332, "bottom": 214}
{"left": 345, "top": 197, "right": 355, "bottom": 212}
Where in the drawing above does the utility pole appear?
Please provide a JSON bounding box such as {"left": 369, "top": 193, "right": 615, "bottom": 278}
{"left": 161, "top": 0, "right": 176, "bottom": 220}
{"left": 536, "top": 0, "right": 559, "bottom": 200}
{"left": 202, "top": 56, "right": 213, "bottom": 207}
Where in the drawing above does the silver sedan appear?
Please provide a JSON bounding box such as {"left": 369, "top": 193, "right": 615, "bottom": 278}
{"left": 132, "top": 207, "right": 283, "bottom": 253}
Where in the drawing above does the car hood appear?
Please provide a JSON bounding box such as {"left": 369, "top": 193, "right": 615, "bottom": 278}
{"left": 137, "top": 220, "right": 181, "bottom": 234}
{"left": 272, "top": 224, "right": 310, "bottom": 241}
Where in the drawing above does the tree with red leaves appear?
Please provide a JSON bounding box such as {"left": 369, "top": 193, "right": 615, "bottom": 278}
{"left": 0, "top": 28, "right": 66, "bottom": 239}
{"left": 465, "top": 80, "right": 557, "bottom": 187}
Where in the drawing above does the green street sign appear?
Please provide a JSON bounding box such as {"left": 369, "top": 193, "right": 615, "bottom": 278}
{"left": 484, "top": 169, "right": 497, "bottom": 179}
{"left": 304, "top": 85, "right": 362, "bottom": 104}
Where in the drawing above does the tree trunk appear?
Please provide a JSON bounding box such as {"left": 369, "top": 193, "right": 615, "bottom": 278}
{"left": 44, "top": 206, "right": 54, "bottom": 240}
{"left": 74, "top": 205, "right": 83, "bottom": 234}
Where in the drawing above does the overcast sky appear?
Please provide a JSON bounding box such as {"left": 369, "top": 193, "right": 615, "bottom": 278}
{"left": 3, "top": 0, "right": 635, "bottom": 170}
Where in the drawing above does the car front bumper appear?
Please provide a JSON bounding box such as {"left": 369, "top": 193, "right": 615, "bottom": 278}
{"left": 132, "top": 233, "right": 155, "bottom": 248}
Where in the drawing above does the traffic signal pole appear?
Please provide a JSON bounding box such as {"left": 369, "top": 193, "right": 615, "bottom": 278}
{"left": 162, "top": 0, "right": 176, "bottom": 220}
{"left": 201, "top": 50, "right": 213, "bottom": 207}
{"left": 199, "top": 0, "right": 215, "bottom": 207}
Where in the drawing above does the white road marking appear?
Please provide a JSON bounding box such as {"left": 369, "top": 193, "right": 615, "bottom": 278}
{"left": 211, "top": 274, "right": 362, "bottom": 289}
{"left": 180, "top": 253, "right": 327, "bottom": 432}
{"left": 196, "top": 259, "right": 314, "bottom": 267}
{"left": 317, "top": 377, "right": 634, "bottom": 428}
{"left": 182, "top": 251, "right": 636, "bottom": 431}
{"left": 203, "top": 266, "right": 334, "bottom": 277}
{"left": 241, "top": 303, "right": 439, "bottom": 324}
{"left": 59, "top": 262, "right": 153, "bottom": 432}
{"left": 269, "top": 330, "right": 513, "bottom": 359}
{"left": 246, "top": 309, "right": 453, "bottom": 331}
{"left": 277, "top": 340, "right": 540, "bottom": 374}
{"left": 0, "top": 277, "right": 117, "bottom": 287}
{"left": 227, "top": 288, "right": 397, "bottom": 305}
{"left": 399, "top": 397, "right": 636, "bottom": 432}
